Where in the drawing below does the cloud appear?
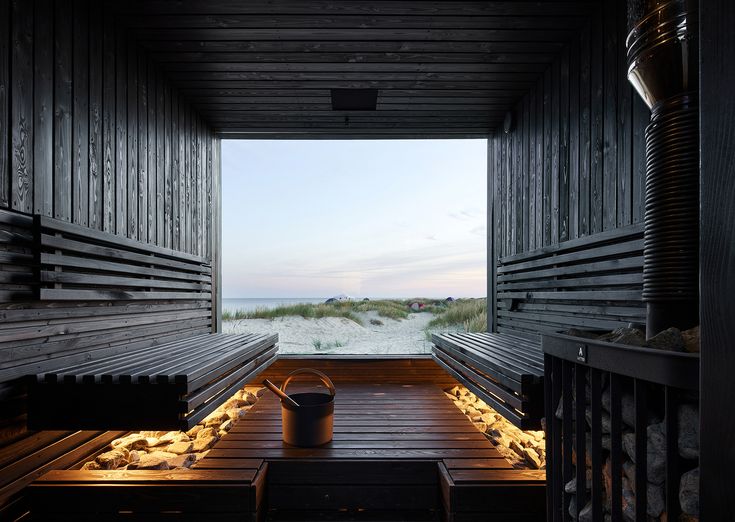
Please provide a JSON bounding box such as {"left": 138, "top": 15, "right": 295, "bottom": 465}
{"left": 470, "top": 225, "right": 487, "bottom": 237}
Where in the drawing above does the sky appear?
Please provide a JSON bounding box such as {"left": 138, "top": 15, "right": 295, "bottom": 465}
{"left": 221, "top": 139, "right": 487, "bottom": 299}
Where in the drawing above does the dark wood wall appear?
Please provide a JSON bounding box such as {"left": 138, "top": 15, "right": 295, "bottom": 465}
{"left": 487, "top": 0, "right": 649, "bottom": 328}
{"left": 489, "top": 0, "right": 648, "bottom": 258}
{"left": 700, "top": 0, "right": 735, "bottom": 517}
{"left": 0, "top": 1, "right": 218, "bottom": 517}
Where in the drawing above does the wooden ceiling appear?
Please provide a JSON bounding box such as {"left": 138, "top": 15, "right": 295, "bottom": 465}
{"left": 121, "top": 1, "right": 595, "bottom": 139}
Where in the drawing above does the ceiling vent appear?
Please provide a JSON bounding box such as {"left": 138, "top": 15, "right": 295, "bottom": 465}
{"left": 330, "top": 89, "right": 378, "bottom": 111}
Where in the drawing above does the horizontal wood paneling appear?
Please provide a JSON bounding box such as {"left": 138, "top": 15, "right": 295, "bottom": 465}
{"left": 0, "top": 2, "right": 218, "bottom": 518}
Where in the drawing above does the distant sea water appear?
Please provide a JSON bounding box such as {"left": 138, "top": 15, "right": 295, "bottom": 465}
{"left": 222, "top": 297, "right": 327, "bottom": 313}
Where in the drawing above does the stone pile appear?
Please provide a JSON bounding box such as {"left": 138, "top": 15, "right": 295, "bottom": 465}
{"left": 81, "top": 386, "right": 265, "bottom": 471}
{"left": 445, "top": 385, "right": 546, "bottom": 470}
{"left": 560, "top": 325, "right": 701, "bottom": 521}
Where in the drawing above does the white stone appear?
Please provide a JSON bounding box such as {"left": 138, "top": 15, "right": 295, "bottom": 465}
{"left": 167, "top": 441, "right": 194, "bottom": 454}
{"left": 127, "top": 454, "right": 169, "bottom": 470}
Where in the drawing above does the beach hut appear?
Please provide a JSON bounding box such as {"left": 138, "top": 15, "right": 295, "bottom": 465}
{"left": 0, "top": 1, "right": 730, "bottom": 519}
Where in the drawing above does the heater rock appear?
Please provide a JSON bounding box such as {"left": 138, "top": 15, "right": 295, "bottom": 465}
{"left": 585, "top": 407, "right": 612, "bottom": 434}
{"left": 167, "top": 441, "right": 194, "bottom": 455}
{"left": 139, "top": 431, "right": 167, "bottom": 438}
{"left": 678, "top": 403, "right": 700, "bottom": 459}
{"left": 127, "top": 454, "right": 169, "bottom": 470}
{"left": 473, "top": 422, "right": 488, "bottom": 433}
{"left": 192, "top": 435, "right": 217, "bottom": 452}
{"left": 565, "top": 469, "right": 592, "bottom": 494}
{"left": 523, "top": 447, "right": 542, "bottom": 469}
{"left": 186, "top": 425, "right": 203, "bottom": 438}
{"left": 681, "top": 326, "right": 700, "bottom": 353}
{"left": 578, "top": 500, "right": 594, "bottom": 522}
{"left": 598, "top": 326, "right": 646, "bottom": 347}
{"left": 96, "top": 448, "right": 129, "bottom": 470}
{"left": 197, "top": 427, "right": 218, "bottom": 440}
{"left": 111, "top": 434, "right": 149, "bottom": 451}
{"left": 646, "top": 327, "right": 685, "bottom": 352}
{"left": 159, "top": 431, "right": 188, "bottom": 444}
{"left": 81, "top": 461, "right": 101, "bottom": 470}
{"left": 623, "top": 422, "right": 666, "bottom": 484}
{"left": 510, "top": 439, "right": 525, "bottom": 458}
{"left": 205, "top": 412, "right": 229, "bottom": 428}
{"left": 680, "top": 467, "right": 699, "bottom": 515}
{"left": 165, "top": 454, "right": 196, "bottom": 469}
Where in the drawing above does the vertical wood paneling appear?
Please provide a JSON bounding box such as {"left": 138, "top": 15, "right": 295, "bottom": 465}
{"left": 589, "top": 7, "right": 604, "bottom": 235}
{"left": 0, "top": 0, "right": 9, "bottom": 208}
{"left": 550, "top": 58, "right": 561, "bottom": 245}
{"left": 33, "top": 0, "right": 53, "bottom": 217}
{"left": 156, "top": 71, "right": 165, "bottom": 246}
{"left": 527, "top": 88, "right": 536, "bottom": 252}
{"left": 489, "top": 0, "right": 648, "bottom": 262}
{"left": 88, "top": 1, "right": 103, "bottom": 230}
{"left": 53, "top": 0, "right": 72, "bottom": 222}
{"left": 522, "top": 94, "right": 530, "bottom": 252}
{"left": 559, "top": 48, "right": 570, "bottom": 242}
{"left": 164, "top": 82, "right": 172, "bottom": 249}
{"left": 127, "top": 41, "right": 138, "bottom": 240}
{"left": 542, "top": 68, "right": 552, "bottom": 245}
{"left": 115, "top": 26, "right": 127, "bottom": 236}
{"left": 617, "top": 0, "right": 633, "bottom": 228}
{"left": 631, "top": 97, "right": 648, "bottom": 225}
{"left": 568, "top": 38, "right": 580, "bottom": 240}
{"left": 180, "top": 96, "right": 187, "bottom": 251}
{"left": 172, "top": 90, "right": 180, "bottom": 251}
{"left": 147, "top": 60, "right": 156, "bottom": 245}
{"left": 137, "top": 51, "right": 147, "bottom": 242}
{"left": 72, "top": 0, "right": 89, "bottom": 226}
{"left": 602, "top": 0, "right": 618, "bottom": 230}
{"left": 534, "top": 80, "right": 543, "bottom": 249}
{"left": 11, "top": 0, "right": 34, "bottom": 214}
{"left": 102, "top": 4, "right": 116, "bottom": 233}
{"left": 579, "top": 24, "right": 591, "bottom": 237}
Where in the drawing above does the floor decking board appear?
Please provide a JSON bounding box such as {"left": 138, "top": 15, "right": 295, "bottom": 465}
{"left": 193, "top": 372, "right": 545, "bottom": 519}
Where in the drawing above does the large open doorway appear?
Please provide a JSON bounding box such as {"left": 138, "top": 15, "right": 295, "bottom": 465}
{"left": 220, "top": 139, "right": 487, "bottom": 355}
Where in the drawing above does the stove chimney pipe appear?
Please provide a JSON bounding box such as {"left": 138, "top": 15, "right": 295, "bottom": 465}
{"left": 626, "top": 0, "right": 700, "bottom": 338}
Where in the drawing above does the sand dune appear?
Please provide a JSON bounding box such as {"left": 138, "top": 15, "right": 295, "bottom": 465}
{"left": 223, "top": 310, "right": 438, "bottom": 355}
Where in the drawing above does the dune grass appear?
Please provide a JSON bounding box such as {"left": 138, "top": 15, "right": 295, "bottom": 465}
{"left": 427, "top": 298, "right": 488, "bottom": 333}
{"left": 221, "top": 298, "right": 451, "bottom": 324}
{"left": 222, "top": 303, "right": 362, "bottom": 324}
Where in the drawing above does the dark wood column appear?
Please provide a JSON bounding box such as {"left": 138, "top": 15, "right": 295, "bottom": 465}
{"left": 700, "top": 0, "right": 735, "bottom": 518}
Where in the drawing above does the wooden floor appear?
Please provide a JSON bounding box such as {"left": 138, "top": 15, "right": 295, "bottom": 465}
{"left": 27, "top": 358, "right": 545, "bottom": 521}
{"left": 192, "top": 358, "right": 546, "bottom": 521}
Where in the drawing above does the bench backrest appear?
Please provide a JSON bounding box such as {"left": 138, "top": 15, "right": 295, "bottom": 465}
{"left": 34, "top": 215, "right": 212, "bottom": 301}
{"left": 494, "top": 224, "right": 645, "bottom": 337}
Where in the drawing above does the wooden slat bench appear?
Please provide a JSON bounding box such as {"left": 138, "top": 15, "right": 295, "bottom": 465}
{"left": 27, "top": 333, "right": 278, "bottom": 431}
{"left": 432, "top": 332, "right": 544, "bottom": 429}
{"left": 432, "top": 224, "right": 645, "bottom": 430}
{"left": 439, "top": 460, "right": 546, "bottom": 522}
{"left": 33, "top": 214, "right": 212, "bottom": 301}
{"left": 27, "top": 467, "right": 268, "bottom": 521}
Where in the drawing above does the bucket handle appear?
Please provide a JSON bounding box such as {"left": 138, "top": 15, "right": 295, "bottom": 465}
{"left": 281, "top": 368, "right": 336, "bottom": 397}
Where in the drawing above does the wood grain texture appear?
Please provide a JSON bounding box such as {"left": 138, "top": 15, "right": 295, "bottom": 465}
{"left": 33, "top": 0, "right": 53, "bottom": 217}
{"left": 0, "top": 1, "right": 8, "bottom": 208}
{"left": 11, "top": 0, "right": 34, "bottom": 214}
{"left": 700, "top": 0, "right": 735, "bottom": 517}
{"left": 488, "top": 0, "right": 646, "bottom": 263}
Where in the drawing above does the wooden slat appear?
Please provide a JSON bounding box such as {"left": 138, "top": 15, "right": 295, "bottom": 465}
{"left": 26, "top": 333, "right": 278, "bottom": 430}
